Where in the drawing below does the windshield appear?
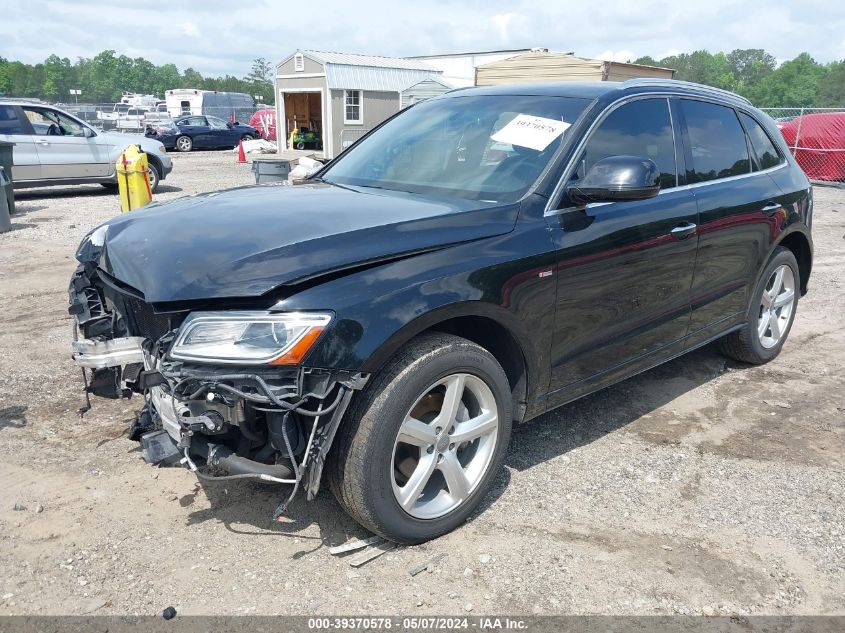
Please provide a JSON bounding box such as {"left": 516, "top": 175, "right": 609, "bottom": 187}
{"left": 322, "top": 94, "right": 591, "bottom": 203}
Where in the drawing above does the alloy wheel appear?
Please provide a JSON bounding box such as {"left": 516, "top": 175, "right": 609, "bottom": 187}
{"left": 758, "top": 264, "right": 796, "bottom": 349}
{"left": 391, "top": 373, "right": 499, "bottom": 520}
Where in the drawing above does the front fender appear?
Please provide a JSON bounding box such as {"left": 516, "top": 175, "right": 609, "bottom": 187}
{"left": 272, "top": 218, "right": 558, "bottom": 405}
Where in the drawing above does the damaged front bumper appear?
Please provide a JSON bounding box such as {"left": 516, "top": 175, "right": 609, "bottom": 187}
{"left": 68, "top": 265, "right": 368, "bottom": 517}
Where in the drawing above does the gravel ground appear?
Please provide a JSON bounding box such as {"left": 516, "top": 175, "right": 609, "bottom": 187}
{"left": 0, "top": 151, "right": 842, "bottom": 616}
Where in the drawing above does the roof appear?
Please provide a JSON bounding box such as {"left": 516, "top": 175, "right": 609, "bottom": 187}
{"left": 440, "top": 79, "right": 751, "bottom": 106}
{"left": 406, "top": 48, "right": 534, "bottom": 59}
{"left": 300, "top": 50, "right": 437, "bottom": 71}
{"left": 400, "top": 76, "right": 454, "bottom": 92}
{"left": 276, "top": 50, "right": 443, "bottom": 92}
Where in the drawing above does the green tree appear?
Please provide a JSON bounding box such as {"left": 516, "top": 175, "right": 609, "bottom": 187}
{"left": 818, "top": 60, "right": 845, "bottom": 106}
{"left": 726, "top": 49, "right": 776, "bottom": 96}
{"left": 247, "top": 57, "right": 272, "bottom": 83}
{"left": 43, "top": 54, "right": 73, "bottom": 101}
{"left": 748, "top": 53, "right": 827, "bottom": 106}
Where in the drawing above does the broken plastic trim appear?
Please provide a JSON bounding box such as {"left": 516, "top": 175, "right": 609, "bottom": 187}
{"left": 71, "top": 336, "right": 146, "bottom": 369}
{"left": 156, "top": 368, "right": 367, "bottom": 519}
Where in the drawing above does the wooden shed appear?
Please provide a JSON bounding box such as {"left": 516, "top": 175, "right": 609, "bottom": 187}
{"left": 475, "top": 51, "right": 674, "bottom": 86}
{"left": 275, "top": 50, "right": 443, "bottom": 158}
{"left": 400, "top": 77, "right": 453, "bottom": 108}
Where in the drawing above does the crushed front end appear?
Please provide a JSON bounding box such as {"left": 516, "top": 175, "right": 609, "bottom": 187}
{"left": 68, "top": 262, "right": 366, "bottom": 518}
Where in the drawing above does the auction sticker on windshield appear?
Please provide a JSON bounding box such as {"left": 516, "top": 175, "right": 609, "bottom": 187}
{"left": 491, "top": 114, "right": 571, "bottom": 151}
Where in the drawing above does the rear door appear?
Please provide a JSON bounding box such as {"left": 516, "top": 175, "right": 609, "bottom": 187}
{"left": 22, "top": 106, "right": 112, "bottom": 179}
{"left": 0, "top": 104, "right": 42, "bottom": 181}
{"left": 546, "top": 97, "right": 699, "bottom": 405}
{"left": 676, "top": 99, "right": 789, "bottom": 347}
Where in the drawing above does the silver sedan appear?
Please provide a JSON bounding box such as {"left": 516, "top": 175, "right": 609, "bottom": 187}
{"left": 0, "top": 101, "right": 172, "bottom": 192}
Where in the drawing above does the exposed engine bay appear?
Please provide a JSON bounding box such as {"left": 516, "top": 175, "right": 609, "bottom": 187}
{"left": 68, "top": 263, "right": 367, "bottom": 519}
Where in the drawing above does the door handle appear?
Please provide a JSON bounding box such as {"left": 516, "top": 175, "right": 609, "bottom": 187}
{"left": 761, "top": 202, "right": 781, "bottom": 216}
{"left": 37, "top": 140, "right": 50, "bottom": 146}
{"left": 670, "top": 222, "right": 697, "bottom": 240}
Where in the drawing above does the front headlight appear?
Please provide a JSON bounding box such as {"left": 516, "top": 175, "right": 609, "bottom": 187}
{"left": 169, "top": 311, "right": 332, "bottom": 365}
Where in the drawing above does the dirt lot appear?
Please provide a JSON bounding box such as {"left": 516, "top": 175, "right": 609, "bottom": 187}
{"left": 0, "top": 150, "right": 842, "bottom": 616}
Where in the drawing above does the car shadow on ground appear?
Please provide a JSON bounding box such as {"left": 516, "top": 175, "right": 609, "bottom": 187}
{"left": 13, "top": 184, "right": 182, "bottom": 200}
{"left": 504, "top": 343, "right": 741, "bottom": 472}
{"left": 182, "top": 343, "right": 750, "bottom": 550}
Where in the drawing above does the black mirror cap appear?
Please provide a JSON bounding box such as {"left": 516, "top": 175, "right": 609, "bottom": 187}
{"left": 568, "top": 155, "right": 661, "bottom": 204}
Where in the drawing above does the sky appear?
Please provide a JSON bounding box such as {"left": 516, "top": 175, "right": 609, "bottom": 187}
{"left": 1, "top": 0, "right": 842, "bottom": 77}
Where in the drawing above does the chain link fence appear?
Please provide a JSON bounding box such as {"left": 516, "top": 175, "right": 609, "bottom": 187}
{"left": 60, "top": 103, "right": 266, "bottom": 134}
{"left": 761, "top": 107, "right": 845, "bottom": 185}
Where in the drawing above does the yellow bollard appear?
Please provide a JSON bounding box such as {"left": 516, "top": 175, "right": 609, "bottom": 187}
{"left": 116, "top": 145, "right": 153, "bottom": 212}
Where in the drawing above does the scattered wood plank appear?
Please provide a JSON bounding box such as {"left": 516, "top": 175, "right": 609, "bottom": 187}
{"left": 328, "top": 535, "right": 384, "bottom": 556}
{"left": 348, "top": 541, "right": 397, "bottom": 567}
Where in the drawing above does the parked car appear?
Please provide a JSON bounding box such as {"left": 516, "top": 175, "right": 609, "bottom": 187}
{"left": 0, "top": 100, "right": 172, "bottom": 192}
{"left": 145, "top": 115, "right": 257, "bottom": 152}
{"left": 69, "top": 79, "right": 812, "bottom": 544}
{"left": 778, "top": 112, "right": 845, "bottom": 181}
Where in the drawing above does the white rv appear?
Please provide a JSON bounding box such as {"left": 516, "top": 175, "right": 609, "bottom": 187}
{"left": 164, "top": 89, "right": 255, "bottom": 122}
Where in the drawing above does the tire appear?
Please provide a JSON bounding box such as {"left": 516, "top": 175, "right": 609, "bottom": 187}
{"left": 327, "top": 332, "right": 512, "bottom": 544}
{"left": 147, "top": 162, "right": 161, "bottom": 193}
{"left": 175, "top": 135, "right": 193, "bottom": 152}
{"left": 241, "top": 134, "right": 254, "bottom": 142}
{"left": 295, "top": 142, "right": 306, "bottom": 150}
{"left": 718, "top": 246, "right": 800, "bottom": 364}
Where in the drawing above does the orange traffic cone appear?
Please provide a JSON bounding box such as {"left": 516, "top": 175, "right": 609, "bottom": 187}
{"left": 237, "top": 140, "right": 246, "bottom": 163}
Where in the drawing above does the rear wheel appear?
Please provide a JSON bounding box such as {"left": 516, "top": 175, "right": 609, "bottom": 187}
{"left": 175, "top": 135, "right": 193, "bottom": 152}
{"left": 241, "top": 134, "right": 254, "bottom": 142}
{"left": 328, "top": 333, "right": 512, "bottom": 544}
{"left": 718, "top": 246, "right": 799, "bottom": 364}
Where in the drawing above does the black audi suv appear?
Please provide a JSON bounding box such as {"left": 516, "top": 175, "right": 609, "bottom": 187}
{"left": 70, "top": 79, "right": 812, "bottom": 543}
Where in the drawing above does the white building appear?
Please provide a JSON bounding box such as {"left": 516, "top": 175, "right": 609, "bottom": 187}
{"left": 405, "top": 49, "right": 539, "bottom": 87}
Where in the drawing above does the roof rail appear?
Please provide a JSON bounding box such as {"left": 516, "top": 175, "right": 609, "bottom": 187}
{"left": 620, "top": 78, "right": 752, "bottom": 105}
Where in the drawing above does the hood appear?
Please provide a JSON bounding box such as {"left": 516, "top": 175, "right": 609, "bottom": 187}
{"left": 82, "top": 183, "right": 518, "bottom": 304}
{"left": 98, "top": 130, "right": 163, "bottom": 153}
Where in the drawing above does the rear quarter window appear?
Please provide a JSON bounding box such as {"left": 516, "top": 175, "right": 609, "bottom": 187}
{"left": 680, "top": 100, "right": 751, "bottom": 183}
{"left": 740, "top": 113, "right": 783, "bottom": 171}
{"left": 0, "top": 105, "right": 26, "bottom": 135}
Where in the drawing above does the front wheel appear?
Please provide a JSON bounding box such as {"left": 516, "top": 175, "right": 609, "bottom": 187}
{"left": 327, "top": 333, "right": 512, "bottom": 544}
{"left": 147, "top": 162, "right": 161, "bottom": 192}
{"left": 241, "top": 134, "right": 254, "bottom": 142}
{"left": 718, "top": 246, "right": 799, "bottom": 364}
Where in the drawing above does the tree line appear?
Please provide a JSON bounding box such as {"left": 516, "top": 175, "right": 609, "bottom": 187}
{"left": 633, "top": 49, "right": 844, "bottom": 107}
{"left": 0, "top": 51, "right": 275, "bottom": 105}
{"left": 1, "top": 48, "right": 843, "bottom": 108}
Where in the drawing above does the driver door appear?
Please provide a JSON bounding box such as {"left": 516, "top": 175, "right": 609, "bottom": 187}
{"left": 207, "top": 116, "right": 236, "bottom": 146}
{"left": 546, "top": 97, "right": 699, "bottom": 406}
{"left": 22, "top": 106, "right": 112, "bottom": 179}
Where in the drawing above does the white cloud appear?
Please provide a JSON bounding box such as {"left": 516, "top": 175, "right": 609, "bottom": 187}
{"left": 489, "top": 13, "right": 518, "bottom": 43}
{"left": 0, "top": 0, "right": 842, "bottom": 78}
{"left": 595, "top": 49, "right": 636, "bottom": 63}
{"left": 181, "top": 22, "right": 200, "bottom": 38}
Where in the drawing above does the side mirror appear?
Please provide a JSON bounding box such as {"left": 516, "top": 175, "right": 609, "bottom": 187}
{"left": 83, "top": 126, "right": 96, "bottom": 139}
{"left": 567, "top": 155, "right": 660, "bottom": 205}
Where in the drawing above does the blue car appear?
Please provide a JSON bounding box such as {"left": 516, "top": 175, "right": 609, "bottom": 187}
{"left": 146, "top": 115, "right": 257, "bottom": 152}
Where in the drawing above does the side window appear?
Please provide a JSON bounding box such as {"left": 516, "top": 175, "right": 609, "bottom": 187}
{"left": 680, "top": 100, "right": 750, "bottom": 182}
{"left": 578, "top": 98, "right": 677, "bottom": 189}
{"left": 207, "top": 116, "right": 228, "bottom": 130}
{"left": 740, "top": 113, "right": 783, "bottom": 171}
{"left": 344, "top": 90, "right": 362, "bottom": 124}
{"left": 22, "top": 107, "right": 85, "bottom": 137}
{"left": 0, "top": 105, "right": 27, "bottom": 135}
